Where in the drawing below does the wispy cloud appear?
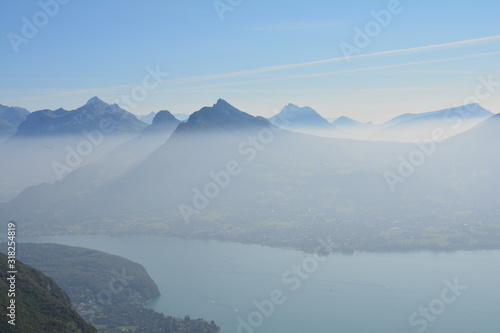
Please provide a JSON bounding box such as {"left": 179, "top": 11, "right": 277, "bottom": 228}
{"left": 8, "top": 51, "right": 499, "bottom": 104}
{"left": 153, "top": 51, "right": 500, "bottom": 93}
{"left": 347, "top": 35, "right": 500, "bottom": 60}
{"left": 169, "top": 78, "right": 479, "bottom": 96}
{"left": 5, "top": 36, "right": 499, "bottom": 107}
{"left": 167, "top": 35, "right": 500, "bottom": 84}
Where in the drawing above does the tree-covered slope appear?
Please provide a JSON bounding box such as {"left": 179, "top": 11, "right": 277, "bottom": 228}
{"left": 14, "top": 243, "right": 160, "bottom": 304}
{"left": 0, "top": 252, "right": 97, "bottom": 333}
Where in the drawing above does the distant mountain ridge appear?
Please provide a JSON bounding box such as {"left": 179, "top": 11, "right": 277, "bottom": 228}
{"left": 0, "top": 104, "right": 30, "bottom": 141}
{"left": 2, "top": 100, "right": 492, "bottom": 141}
{"left": 0, "top": 98, "right": 180, "bottom": 203}
{"left": 270, "top": 103, "right": 332, "bottom": 130}
{"left": 382, "top": 103, "right": 491, "bottom": 127}
{"left": 369, "top": 103, "right": 493, "bottom": 141}
{"left": 267, "top": 102, "right": 493, "bottom": 141}
{"left": 143, "top": 109, "right": 180, "bottom": 134}
{"left": 14, "top": 97, "right": 147, "bottom": 137}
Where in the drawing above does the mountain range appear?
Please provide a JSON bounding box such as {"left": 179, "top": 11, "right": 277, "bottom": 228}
{"left": 1, "top": 98, "right": 491, "bottom": 144}
{"left": 2, "top": 98, "right": 498, "bottom": 252}
{"left": 13, "top": 96, "right": 146, "bottom": 138}
{"left": 368, "top": 103, "right": 493, "bottom": 141}
{"left": 0, "top": 97, "right": 177, "bottom": 202}
{"left": 268, "top": 102, "right": 492, "bottom": 141}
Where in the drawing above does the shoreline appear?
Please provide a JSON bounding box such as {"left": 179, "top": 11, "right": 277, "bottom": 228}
{"left": 15, "top": 231, "right": 500, "bottom": 256}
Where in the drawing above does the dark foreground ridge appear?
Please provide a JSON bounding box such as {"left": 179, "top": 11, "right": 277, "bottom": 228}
{"left": 0, "top": 252, "right": 97, "bottom": 333}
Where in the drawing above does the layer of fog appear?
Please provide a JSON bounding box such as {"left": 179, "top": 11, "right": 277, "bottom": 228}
{"left": 2, "top": 114, "right": 498, "bottom": 246}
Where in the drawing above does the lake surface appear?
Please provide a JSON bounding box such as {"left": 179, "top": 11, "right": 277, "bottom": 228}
{"left": 21, "top": 235, "right": 500, "bottom": 333}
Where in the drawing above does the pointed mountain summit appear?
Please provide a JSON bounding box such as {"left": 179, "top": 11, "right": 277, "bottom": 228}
{"left": 176, "top": 98, "right": 269, "bottom": 133}
{"left": 269, "top": 103, "right": 332, "bottom": 132}
{"left": 85, "top": 96, "right": 109, "bottom": 108}
{"left": 94, "top": 99, "right": 275, "bottom": 210}
{"left": 151, "top": 110, "right": 179, "bottom": 125}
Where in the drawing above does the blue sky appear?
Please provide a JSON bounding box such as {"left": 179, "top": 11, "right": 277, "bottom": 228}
{"left": 1, "top": 0, "right": 499, "bottom": 122}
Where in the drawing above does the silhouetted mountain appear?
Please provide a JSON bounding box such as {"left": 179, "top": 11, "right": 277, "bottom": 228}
{"left": 0, "top": 104, "right": 30, "bottom": 141}
{"left": 0, "top": 109, "right": 181, "bottom": 206}
{"left": 269, "top": 103, "right": 332, "bottom": 131}
{"left": 0, "top": 252, "right": 96, "bottom": 333}
{"left": 0, "top": 97, "right": 150, "bottom": 202}
{"left": 178, "top": 98, "right": 269, "bottom": 132}
{"left": 143, "top": 110, "right": 180, "bottom": 135}
{"left": 269, "top": 105, "right": 377, "bottom": 139}
{"left": 14, "top": 97, "right": 146, "bottom": 137}
{"left": 99, "top": 99, "right": 273, "bottom": 204}
{"left": 2, "top": 99, "right": 282, "bottom": 221}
